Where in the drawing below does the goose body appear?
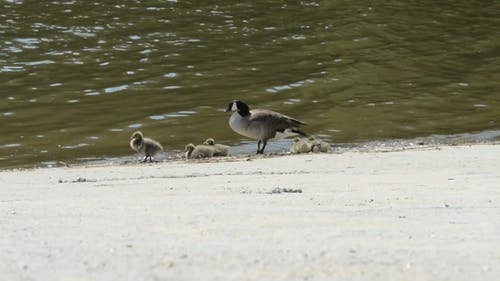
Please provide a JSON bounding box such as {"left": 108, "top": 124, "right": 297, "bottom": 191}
{"left": 203, "top": 138, "right": 230, "bottom": 156}
{"left": 225, "top": 100, "right": 307, "bottom": 154}
{"left": 130, "top": 131, "right": 163, "bottom": 162}
{"left": 185, "top": 143, "right": 215, "bottom": 159}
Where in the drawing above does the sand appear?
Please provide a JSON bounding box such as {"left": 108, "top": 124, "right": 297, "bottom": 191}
{"left": 1, "top": 144, "right": 499, "bottom": 281}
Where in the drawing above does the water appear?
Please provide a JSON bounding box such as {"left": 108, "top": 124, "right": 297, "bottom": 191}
{"left": 1, "top": 0, "right": 499, "bottom": 169}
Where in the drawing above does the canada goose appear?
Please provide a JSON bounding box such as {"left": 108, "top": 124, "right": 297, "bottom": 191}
{"left": 129, "top": 131, "right": 163, "bottom": 162}
{"left": 225, "top": 100, "right": 307, "bottom": 154}
{"left": 308, "top": 136, "right": 331, "bottom": 153}
{"left": 203, "top": 138, "right": 230, "bottom": 156}
{"left": 290, "top": 137, "right": 312, "bottom": 154}
{"left": 185, "top": 143, "right": 215, "bottom": 159}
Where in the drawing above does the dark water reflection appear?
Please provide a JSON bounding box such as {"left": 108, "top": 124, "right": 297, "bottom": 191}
{"left": 1, "top": 0, "right": 499, "bottom": 168}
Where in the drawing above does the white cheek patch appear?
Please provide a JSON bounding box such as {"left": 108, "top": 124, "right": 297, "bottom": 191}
{"left": 231, "top": 102, "right": 238, "bottom": 111}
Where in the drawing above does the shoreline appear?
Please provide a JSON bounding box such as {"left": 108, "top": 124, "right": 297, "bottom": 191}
{"left": 2, "top": 128, "right": 500, "bottom": 170}
{"left": 3, "top": 141, "right": 499, "bottom": 173}
{"left": 1, "top": 143, "right": 499, "bottom": 280}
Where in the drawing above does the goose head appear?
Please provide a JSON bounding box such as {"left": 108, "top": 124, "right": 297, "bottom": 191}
{"left": 225, "top": 100, "right": 250, "bottom": 116}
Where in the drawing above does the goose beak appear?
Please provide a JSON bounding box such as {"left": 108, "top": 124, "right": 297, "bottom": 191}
{"left": 224, "top": 102, "right": 233, "bottom": 112}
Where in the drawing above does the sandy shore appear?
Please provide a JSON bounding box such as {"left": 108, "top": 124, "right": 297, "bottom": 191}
{"left": 1, "top": 144, "right": 499, "bottom": 280}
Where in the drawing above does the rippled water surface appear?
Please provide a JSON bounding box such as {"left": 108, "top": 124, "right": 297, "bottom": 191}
{"left": 1, "top": 0, "right": 500, "bottom": 168}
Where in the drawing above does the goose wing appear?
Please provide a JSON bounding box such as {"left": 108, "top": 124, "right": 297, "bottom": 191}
{"left": 248, "top": 109, "right": 307, "bottom": 139}
{"left": 250, "top": 109, "right": 306, "bottom": 127}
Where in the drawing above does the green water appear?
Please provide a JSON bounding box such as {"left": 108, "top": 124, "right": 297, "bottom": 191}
{"left": 1, "top": 0, "right": 500, "bottom": 168}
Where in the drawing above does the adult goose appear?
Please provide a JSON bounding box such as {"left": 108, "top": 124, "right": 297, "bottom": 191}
{"left": 225, "top": 100, "right": 307, "bottom": 154}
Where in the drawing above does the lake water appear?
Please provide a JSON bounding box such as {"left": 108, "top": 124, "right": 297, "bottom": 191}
{"left": 1, "top": 0, "right": 500, "bottom": 169}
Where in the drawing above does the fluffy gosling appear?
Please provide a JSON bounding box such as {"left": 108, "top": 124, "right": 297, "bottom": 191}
{"left": 202, "top": 138, "right": 230, "bottom": 156}
{"left": 130, "top": 131, "right": 163, "bottom": 162}
{"left": 308, "top": 136, "right": 331, "bottom": 153}
{"left": 290, "top": 137, "right": 312, "bottom": 154}
{"left": 185, "top": 143, "right": 215, "bottom": 159}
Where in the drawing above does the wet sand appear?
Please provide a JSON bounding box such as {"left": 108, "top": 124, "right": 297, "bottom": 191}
{"left": 1, "top": 144, "right": 499, "bottom": 280}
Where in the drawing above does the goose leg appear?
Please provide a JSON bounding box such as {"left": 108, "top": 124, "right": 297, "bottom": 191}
{"left": 142, "top": 155, "right": 148, "bottom": 163}
{"left": 257, "top": 140, "right": 262, "bottom": 154}
{"left": 259, "top": 140, "right": 267, "bottom": 154}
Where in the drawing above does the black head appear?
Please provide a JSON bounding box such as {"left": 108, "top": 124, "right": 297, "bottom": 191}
{"left": 225, "top": 100, "right": 250, "bottom": 116}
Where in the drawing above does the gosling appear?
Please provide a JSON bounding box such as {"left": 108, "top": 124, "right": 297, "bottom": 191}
{"left": 185, "top": 143, "right": 215, "bottom": 159}
{"left": 290, "top": 137, "right": 312, "bottom": 154}
{"left": 308, "top": 136, "right": 331, "bottom": 153}
{"left": 130, "top": 131, "right": 163, "bottom": 162}
{"left": 202, "top": 138, "right": 230, "bottom": 156}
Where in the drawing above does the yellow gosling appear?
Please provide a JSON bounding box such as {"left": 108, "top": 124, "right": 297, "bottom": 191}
{"left": 203, "top": 138, "right": 230, "bottom": 156}
{"left": 185, "top": 143, "right": 215, "bottom": 159}
{"left": 130, "top": 131, "right": 163, "bottom": 162}
{"left": 290, "top": 137, "right": 312, "bottom": 154}
{"left": 308, "top": 136, "right": 331, "bottom": 153}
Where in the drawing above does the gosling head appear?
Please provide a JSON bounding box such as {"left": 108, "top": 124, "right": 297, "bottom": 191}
{"left": 130, "top": 131, "right": 144, "bottom": 140}
{"left": 203, "top": 138, "right": 216, "bottom": 145}
{"left": 308, "top": 136, "right": 316, "bottom": 141}
{"left": 293, "top": 137, "right": 301, "bottom": 143}
{"left": 184, "top": 143, "right": 195, "bottom": 158}
{"left": 185, "top": 143, "right": 195, "bottom": 152}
